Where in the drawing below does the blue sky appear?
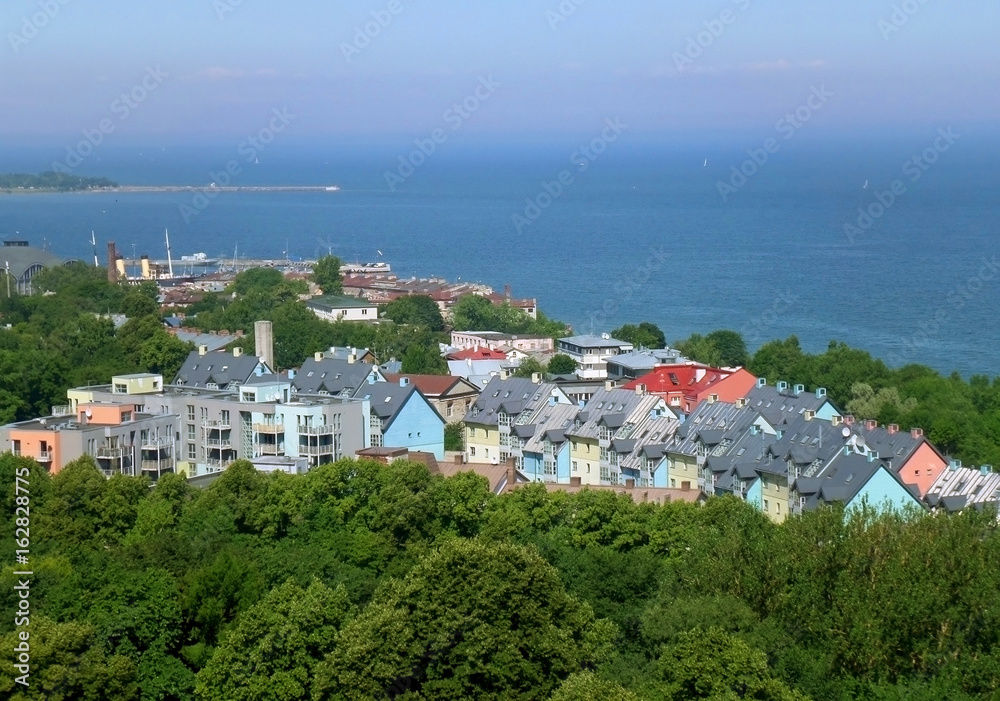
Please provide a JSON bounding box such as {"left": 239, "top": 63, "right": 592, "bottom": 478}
{"left": 1, "top": 0, "right": 997, "bottom": 143}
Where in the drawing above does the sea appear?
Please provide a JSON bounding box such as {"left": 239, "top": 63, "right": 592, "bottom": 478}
{"left": 1, "top": 130, "right": 997, "bottom": 378}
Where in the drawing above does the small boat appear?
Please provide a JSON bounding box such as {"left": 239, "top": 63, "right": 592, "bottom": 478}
{"left": 179, "top": 252, "right": 220, "bottom": 265}
{"left": 325, "top": 186, "right": 341, "bottom": 192}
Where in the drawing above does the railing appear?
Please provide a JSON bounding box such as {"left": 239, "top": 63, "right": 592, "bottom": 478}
{"left": 37, "top": 450, "right": 52, "bottom": 461}
{"left": 202, "top": 420, "right": 231, "bottom": 429}
{"left": 300, "top": 443, "right": 335, "bottom": 455}
{"left": 299, "top": 425, "right": 334, "bottom": 435}
{"left": 256, "top": 443, "right": 284, "bottom": 455}
{"left": 51, "top": 405, "right": 72, "bottom": 417}
{"left": 253, "top": 423, "right": 285, "bottom": 434}
{"left": 141, "top": 437, "right": 172, "bottom": 450}
{"left": 205, "top": 458, "right": 233, "bottom": 469}
{"left": 141, "top": 459, "right": 172, "bottom": 472}
{"left": 97, "top": 446, "right": 126, "bottom": 459}
{"left": 205, "top": 439, "right": 233, "bottom": 448}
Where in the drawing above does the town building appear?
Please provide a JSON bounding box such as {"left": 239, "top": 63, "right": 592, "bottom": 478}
{"left": 305, "top": 295, "right": 379, "bottom": 322}
{"left": 623, "top": 365, "right": 759, "bottom": 414}
{"left": 174, "top": 347, "right": 273, "bottom": 390}
{"left": 605, "top": 348, "right": 688, "bottom": 381}
{"left": 450, "top": 331, "right": 555, "bottom": 354}
{"left": 354, "top": 377, "right": 446, "bottom": 459}
{"left": 925, "top": 462, "right": 1000, "bottom": 514}
{"left": 1, "top": 239, "right": 71, "bottom": 294}
{"left": 384, "top": 374, "right": 480, "bottom": 423}
{"left": 557, "top": 335, "right": 634, "bottom": 380}
{"left": 288, "top": 353, "right": 385, "bottom": 396}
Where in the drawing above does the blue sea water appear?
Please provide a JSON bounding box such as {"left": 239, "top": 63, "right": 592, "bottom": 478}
{"left": 0, "top": 133, "right": 997, "bottom": 378}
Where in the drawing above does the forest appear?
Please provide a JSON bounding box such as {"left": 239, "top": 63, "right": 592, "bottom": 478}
{"left": 2, "top": 454, "right": 999, "bottom": 700}
{"left": 0, "top": 172, "right": 117, "bottom": 192}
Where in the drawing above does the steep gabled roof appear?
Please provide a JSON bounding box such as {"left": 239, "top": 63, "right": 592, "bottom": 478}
{"left": 292, "top": 358, "right": 380, "bottom": 395}
{"left": 174, "top": 350, "right": 270, "bottom": 388}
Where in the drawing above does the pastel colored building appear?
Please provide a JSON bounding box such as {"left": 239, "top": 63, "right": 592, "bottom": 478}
{"left": 355, "top": 377, "right": 446, "bottom": 459}
{"left": 557, "top": 335, "right": 634, "bottom": 380}
{"left": 305, "top": 295, "right": 379, "bottom": 322}
{"left": 624, "top": 365, "right": 759, "bottom": 414}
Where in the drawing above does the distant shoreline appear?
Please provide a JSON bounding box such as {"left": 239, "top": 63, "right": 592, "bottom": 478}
{"left": 0, "top": 185, "right": 341, "bottom": 195}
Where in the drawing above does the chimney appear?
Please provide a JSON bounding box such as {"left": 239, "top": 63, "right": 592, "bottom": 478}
{"left": 604, "top": 380, "right": 614, "bottom": 392}
{"left": 399, "top": 377, "right": 410, "bottom": 387}
{"left": 777, "top": 381, "right": 788, "bottom": 392}
{"left": 736, "top": 397, "right": 748, "bottom": 408}
{"left": 708, "top": 393, "right": 719, "bottom": 404}
{"left": 888, "top": 423, "right": 899, "bottom": 435}
{"left": 198, "top": 345, "right": 208, "bottom": 356}
{"left": 548, "top": 396, "right": 557, "bottom": 407}
{"left": 981, "top": 465, "right": 993, "bottom": 476}
{"left": 140, "top": 255, "right": 151, "bottom": 279}
{"left": 115, "top": 256, "right": 126, "bottom": 279}
{"left": 625, "top": 478, "right": 635, "bottom": 489}
{"left": 233, "top": 347, "right": 243, "bottom": 358}
{"left": 910, "top": 427, "right": 924, "bottom": 439}
{"left": 756, "top": 378, "right": 767, "bottom": 388}
{"left": 107, "top": 241, "right": 119, "bottom": 283}
{"left": 816, "top": 388, "right": 827, "bottom": 398}
{"left": 348, "top": 354, "right": 357, "bottom": 364}
{"left": 949, "top": 459, "right": 961, "bottom": 471}
{"left": 287, "top": 369, "right": 296, "bottom": 380}
{"left": 254, "top": 320, "right": 274, "bottom": 371}
{"left": 314, "top": 352, "right": 324, "bottom": 362}
{"left": 844, "top": 414, "right": 855, "bottom": 426}
{"left": 831, "top": 415, "right": 842, "bottom": 427}
{"left": 531, "top": 372, "right": 542, "bottom": 384}
{"left": 865, "top": 419, "right": 877, "bottom": 430}
{"left": 793, "top": 384, "right": 804, "bottom": 396}
{"left": 804, "top": 409, "right": 816, "bottom": 421}
{"left": 635, "top": 384, "right": 646, "bottom": 396}
{"left": 506, "top": 457, "right": 517, "bottom": 492}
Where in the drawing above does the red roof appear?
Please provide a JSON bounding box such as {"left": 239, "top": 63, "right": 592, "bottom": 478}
{"left": 385, "top": 374, "right": 466, "bottom": 397}
{"left": 624, "top": 365, "right": 758, "bottom": 405}
{"left": 447, "top": 347, "right": 508, "bottom": 361}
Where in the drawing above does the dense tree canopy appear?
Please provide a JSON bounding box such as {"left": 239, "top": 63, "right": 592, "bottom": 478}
{"left": 451, "top": 294, "right": 567, "bottom": 337}
{"left": 611, "top": 322, "right": 666, "bottom": 349}
{"left": 381, "top": 295, "right": 446, "bottom": 332}
{"left": 3, "top": 453, "right": 1000, "bottom": 701}
{"left": 548, "top": 354, "right": 578, "bottom": 375}
{"left": 311, "top": 255, "right": 344, "bottom": 295}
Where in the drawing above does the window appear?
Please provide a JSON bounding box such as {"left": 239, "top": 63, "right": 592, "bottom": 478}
{"left": 121, "top": 411, "right": 132, "bottom": 422}
{"left": 187, "top": 424, "right": 195, "bottom": 440}
{"left": 764, "top": 499, "right": 770, "bottom": 512}
{"left": 572, "top": 461, "right": 578, "bottom": 472}
{"left": 447, "top": 402, "right": 454, "bottom": 417}
{"left": 114, "top": 383, "right": 127, "bottom": 394}
{"left": 187, "top": 443, "right": 196, "bottom": 459}
{"left": 200, "top": 407, "right": 208, "bottom": 420}
{"left": 670, "top": 478, "right": 676, "bottom": 488}
{"left": 187, "top": 405, "right": 195, "bottom": 421}
{"left": 470, "top": 447, "right": 476, "bottom": 457}
{"left": 221, "top": 410, "right": 230, "bottom": 425}
{"left": 12, "top": 440, "right": 21, "bottom": 456}
{"left": 469, "top": 427, "right": 477, "bottom": 438}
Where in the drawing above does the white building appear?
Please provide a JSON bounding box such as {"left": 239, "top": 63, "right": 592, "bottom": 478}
{"left": 557, "top": 335, "right": 634, "bottom": 380}
{"left": 305, "top": 295, "right": 379, "bottom": 323}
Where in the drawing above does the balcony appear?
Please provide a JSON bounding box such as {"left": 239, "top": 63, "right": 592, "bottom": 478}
{"left": 205, "top": 439, "right": 233, "bottom": 449}
{"left": 253, "top": 423, "right": 285, "bottom": 434}
{"left": 205, "top": 458, "right": 234, "bottom": 469}
{"left": 141, "top": 437, "right": 172, "bottom": 450}
{"left": 97, "top": 446, "right": 126, "bottom": 460}
{"left": 256, "top": 443, "right": 284, "bottom": 455}
{"left": 141, "top": 459, "right": 173, "bottom": 472}
{"left": 300, "top": 443, "right": 335, "bottom": 455}
{"left": 202, "top": 420, "right": 231, "bottom": 429}
{"left": 51, "top": 405, "right": 72, "bottom": 417}
{"left": 37, "top": 450, "right": 52, "bottom": 462}
{"left": 299, "top": 425, "right": 334, "bottom": 436}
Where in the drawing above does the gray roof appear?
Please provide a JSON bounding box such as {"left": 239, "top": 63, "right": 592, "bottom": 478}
{"left": 175, "top": 331, "right": 233, "bottom": 353}
{"left": 925, "top": 465, "right": 1000, "bottom": 511}
{"left": 1, "top": 242, "right": 67, "bottom": 280}
{"left": 521, "top": 402, "right": 581, "bottom": 454}
{"left": 292, "top": 358, "right": 379, "bottom": 396}
{"left": 174, "top": 350, "right": 270, "bottom": 389}
{"left": 465, "top": 376, "right": 565, "bottom": 428}
{"left": 747, "top": 384, "right": 838, "bottom": 426}
{"left": 559, "top": 335, "right": 632, "bottom": 349}
{"left": 800, "top": 452, "right": 920, "bottom": 510}
{"left": 306, "top": 295, "right": 377, "bottom": 310}
{"left": 565, "top": 387, "right": 665, "bottom": 441}
{"left": 605, "top": 349, "right": 687, "bottom": 371}
{"left": 513, "top": 424, "right": 537, "bottom": 439}
{"left": 352, "top": 382, "right": 439, "bottom": 431}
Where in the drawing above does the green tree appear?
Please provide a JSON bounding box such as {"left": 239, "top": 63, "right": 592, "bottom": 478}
{"left": 401, "top": 342, "right": 447, "bottom": 374}
{"left": 382, "top": 295, "right": 445, "bottom": 332}
{"left": 705, "top": 330, "right": 749, "bottom": 367}
{"left": 514, "top": 357, "right": 546, "bottom": 378}
{"left": 612, "top": 322, "right": 666, "bottom": 349}
{"left": 550, "top": 673, "right": 639, "bottom": 701}
{"left": 548, "top": 354, "right": 578, "bottom": 375}
{"left": 315, "top": 539, "right": 617, "bottom": 701}
{"left": 0, "top": 617, "right": 139, "bottom": 701}
{"left": 196, "top": 579, "right": 352, "bottom": 701}
{"left": 230, "top": 267, "right": 285, "bottom": 296}
{"left": 121, "top": 289, "right": 159, "bottom": 319}
{"left": 445, "top": 422, "right": 465, "bottom": 452}
{"left": 139, "top": 333, "right": 194, "bottom": 379}
{"left": 312, "top": 255, "right": 344, "bottom": 295}
{"left": 649, "top": 628, "right": 809, "bottom": 700}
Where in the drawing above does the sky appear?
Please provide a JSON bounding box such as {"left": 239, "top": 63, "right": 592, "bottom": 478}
{"left": 1, "top": 0, "right": 998, "bottom": 146}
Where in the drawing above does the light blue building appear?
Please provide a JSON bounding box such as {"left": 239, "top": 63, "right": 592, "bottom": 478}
{"left": 356, "top": 377, "right": 445, "bottom": 459}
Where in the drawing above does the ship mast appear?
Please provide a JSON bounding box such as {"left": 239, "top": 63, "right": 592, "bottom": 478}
{"left": 164, "top": 228, "right": 175, "bottom": 278}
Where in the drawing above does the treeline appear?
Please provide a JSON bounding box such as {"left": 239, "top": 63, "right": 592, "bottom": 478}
{"left": 2, "top": 455, "right": 999, "bottom": 700}
{"left": 0, "top": 264, "right": 190, "bottom": 423}
{"left": 0, "top": 172, "right": 117, "bottom": 191}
